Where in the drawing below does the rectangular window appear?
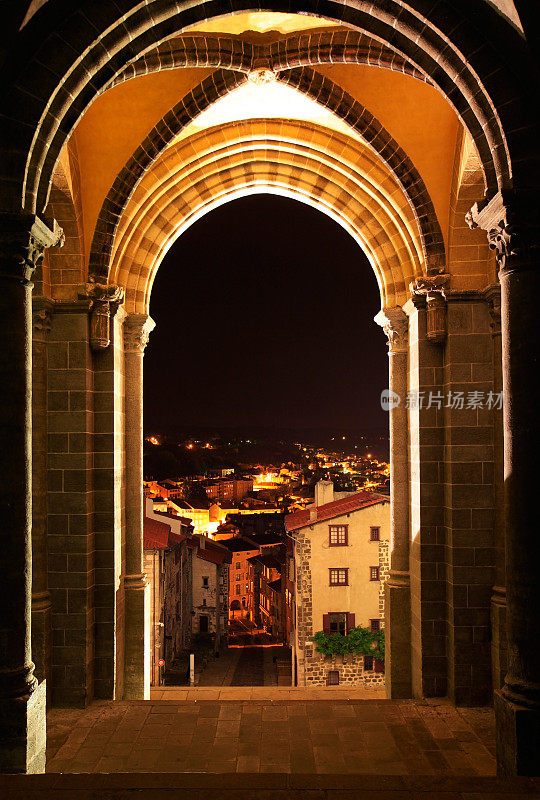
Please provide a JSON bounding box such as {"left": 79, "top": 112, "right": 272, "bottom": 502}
{"left": 329, "top": 612, "right": 347, "bottom": 636}
{"left": 370, "top": 619, "right": 381, "bottom": 632}
{"left": 236, "top": 562, "right": 241, "bottom": 570}
{"left": 329, "top": 524, "right": 348, "bottom": 546}
{"left": 370, "top": 526, "right": 380, "bottom": 541}
{"left": 236, "top": 584, "right": 241, "bottom": 595}
{"left": 327, "top": 670, "right": 340, "bottom": 686}
{"left": 370, "top": 566, "right": 380, "bottom": 581}
{"left": 364, "top": 655, "right": 374, "bottom": 671}
{"left": 202, "top": 576, "right": 209, "bottom": 587}
{"left": 329, "top": 568, "right": 348, "bottom": 586}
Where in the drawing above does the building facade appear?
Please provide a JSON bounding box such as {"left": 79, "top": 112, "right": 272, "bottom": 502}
{"left": 286, "top": 483, "right": 390, "bottom": 686}
{"left": 143, "top": 504, "right": 194, "bottom": 686}
{"left": 191, "top": 537, "right": 231, "bottom": 651}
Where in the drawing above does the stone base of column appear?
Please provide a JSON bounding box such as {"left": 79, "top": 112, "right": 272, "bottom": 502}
{"left": 384, "top": 571, "right": 412, "bottom": 699}
{"left": 495, "top": 687, "right": 540, "bottom": 776}
{"left": 491, "top": 585, "right": 507, "bottom": 693}
{"left": 0, "top": 681, "right": 46, "bottom": 774}
{"left": 123, "top": 574, "right": 150, "bottom": 700}
{"left": 31, "top": 592, "right": 52, "bottom": 701}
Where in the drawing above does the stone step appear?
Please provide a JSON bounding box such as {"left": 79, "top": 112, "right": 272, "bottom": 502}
{"left": 1, "top": 773, "right": 539, "bottom": 798}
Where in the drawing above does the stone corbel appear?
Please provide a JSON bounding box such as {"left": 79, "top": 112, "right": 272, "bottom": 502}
{"left": 484, "top": 284, "right": 501, "bottom": 336}
{"left": 32, "top": 296, "right": 54, "bottom": 342}
{"left": 81, "top": 279, "right": 125, "bottom": 350}
{"left": 374, "top": 306, "right": 408, "bottom": 352}
{"left": 466, "top": 190, "right": 540, "bottom": 277}
{"left": 410, "top": 273, "right": 450, "bottom": 344}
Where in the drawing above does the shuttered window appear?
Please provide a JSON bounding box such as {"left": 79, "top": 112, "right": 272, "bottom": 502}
{"left": 323, "top": 612, "right": 355, "bottom": 635}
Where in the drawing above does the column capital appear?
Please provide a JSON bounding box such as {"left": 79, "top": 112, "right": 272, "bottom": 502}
{"left": 466, "top": 190, "right": 540, "bottom": 277}
{"left": 374, "top": 306, "right": 408, "bottom": 352}
{"left": 123, "top": 313, "right": 156, "bottom": 353}
{"left": 0, "top": 213, "right": 64, "bottom": 284}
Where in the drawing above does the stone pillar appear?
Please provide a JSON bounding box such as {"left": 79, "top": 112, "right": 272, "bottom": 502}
{"left": 123, "top": 313, "right": 155, "bottom": 699}
{"left": 405, "top": 280, "right": 447, "bottom": 699}
{"left": 485, "top": 285, "right": 507, "bottom": 693}
{"left": 468, "top": 192, "right": 540, "bottom": 775}
{"left": 31, "top": 299, "right": 53, "bottom": 700}
{"left": 0, "top": 213, "right": 62, "bottom": 773}
{"left": 443, "top": 291, "right": 494, "bottom": 705}
{"left": 375, "top": 306, "right": 412, "bottom": 698}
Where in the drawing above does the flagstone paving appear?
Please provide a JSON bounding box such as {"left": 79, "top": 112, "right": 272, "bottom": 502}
{"left": 46, "top": 696, "right": 496, "bottom": 776}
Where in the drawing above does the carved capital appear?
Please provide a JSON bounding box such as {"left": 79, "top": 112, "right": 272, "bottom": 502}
{"left": 374, "top": 306, "right": 408, "bottom": 352}
{"left": 467, "top": 191, "right": 540, "bottom": 277}
{"left": 0, "top": 213, "right": 64, "bottom": 284}
{"left": 123, "top": 313, "right": 156, "bottom": 353}
{"left": 80, "top": 279, "right": 125, "bottom": 350}
{"left": 410, "top": 273, "right": 450, "bottom": 344}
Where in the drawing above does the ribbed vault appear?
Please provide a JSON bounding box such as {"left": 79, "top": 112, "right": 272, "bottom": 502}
{"left": 108, "top": 119, "right": 425, "bottom": 313}
{"left": 105, "top": 30, "right": 429, "bottom": 92}
{"left": 12, "top": 0, "right": 532, "bottom": 217}
{"left": 89, "top": 68, "right": 444, "bottom": 281}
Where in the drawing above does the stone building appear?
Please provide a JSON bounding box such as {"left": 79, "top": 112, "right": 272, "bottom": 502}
{"left": 286, "top": 483, "right": 390, "bottom": 686}
{"left": 0, "top": 0, "right": 539, "bottom": 778}
{"left": 143, "top": 504, "right": 194, "bottom": 686}
{"left": 190, "top": 536, "right": 231, "bottom": 651}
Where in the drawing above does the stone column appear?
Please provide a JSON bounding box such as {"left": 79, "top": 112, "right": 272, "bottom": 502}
{"left": 485, "top": 284, "right": 507, "bottom": 693}
{"left": 375, "top": 306, "right": 412, "bottom": 698}
{"left": 0, "top": 213, "right": 62, "bottom": 773}
{"left": 123, "top": 313, "right": 155, "bottom": 699}
{"left": 31, "top": 298, "right": 53, "bottom": 700}
{"left": 468, "top": 192, "right": 540, "bottom": 775}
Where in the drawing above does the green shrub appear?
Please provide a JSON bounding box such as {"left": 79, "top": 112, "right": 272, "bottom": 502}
{"left": 312, "top": 626, "right": 384, "bottom": 660}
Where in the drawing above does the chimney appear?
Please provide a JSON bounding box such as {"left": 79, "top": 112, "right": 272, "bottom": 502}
{"left": 309, "top": 509, "right": 317, "bottom": 523}
{"left": 315, "top": 479, "right": 334, "bottom": 507}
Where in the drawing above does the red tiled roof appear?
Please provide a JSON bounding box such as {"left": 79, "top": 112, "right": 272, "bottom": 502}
{"left": 143, "top": 516, "right": 171, "bottom": 549}
{"left": 144, "top": 515, "right": 188, "bottom": 549}
{"left": 285, "top": 492, "right": 388, "bottom": 532}
{"left": 196, "top": 541, "right": 233, "bottom": 565}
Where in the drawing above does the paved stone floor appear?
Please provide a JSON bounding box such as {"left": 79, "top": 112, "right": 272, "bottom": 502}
{"left": 46, "top": 695, "right": 497, "bottom": 776}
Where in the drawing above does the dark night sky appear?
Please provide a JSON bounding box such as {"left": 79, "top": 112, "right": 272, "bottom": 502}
{"left": 145, "top": 194, "right": 388, "bottom": 435}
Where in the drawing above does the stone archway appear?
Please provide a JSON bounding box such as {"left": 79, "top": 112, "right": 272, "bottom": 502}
{"left": 0, "top": 0, "right": 539, "bottom": 778}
